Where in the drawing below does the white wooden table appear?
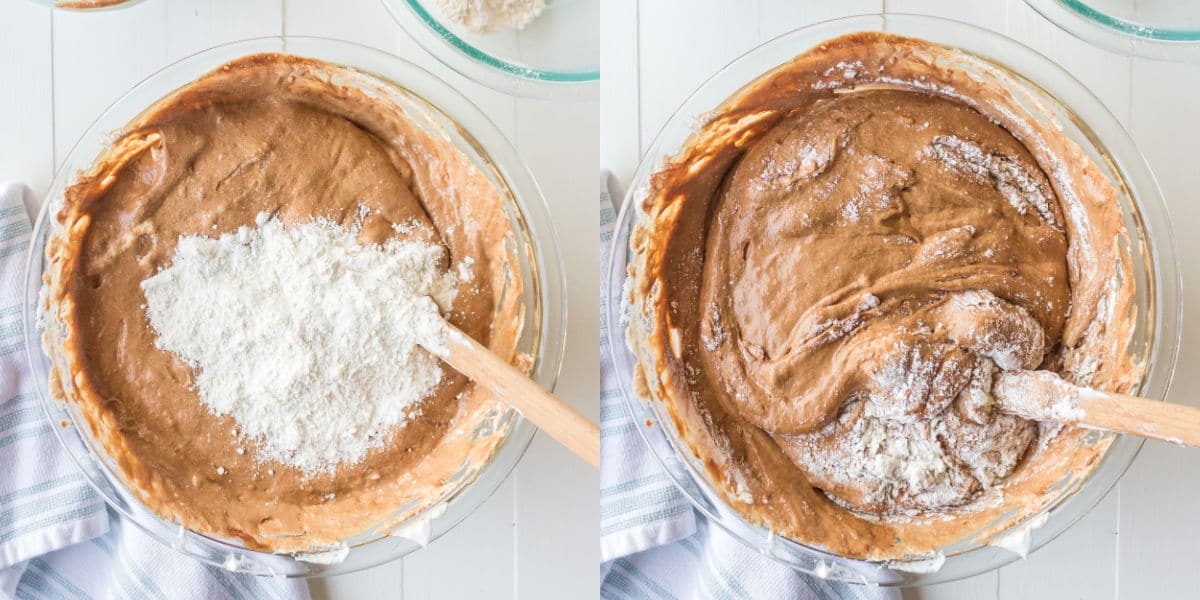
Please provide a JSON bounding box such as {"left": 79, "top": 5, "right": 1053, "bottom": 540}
{"left": 0, "top": 0, "right": 599, "bottom": 598}
{"left": 604, "top": 1, "right": 1200, "bottom": 598}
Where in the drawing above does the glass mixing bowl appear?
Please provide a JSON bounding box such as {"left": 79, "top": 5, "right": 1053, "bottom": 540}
{"left": 606, "top": 13, "right": 1180, "bottom": 587}
{"left": 1024, "top": 0, "right": 1200, "bottom": 61}
{"left": 28, "top": 0, "right": 145, "bottom": 10}
{"left": 23, "top": 35, "right": 566, "bottom": 578}
{"left": 380, "top": 0, "right": 599, "bottom": 100}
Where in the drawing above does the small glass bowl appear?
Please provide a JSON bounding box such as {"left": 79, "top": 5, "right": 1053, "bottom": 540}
{"left": 28, "top": 0, "right": 145, "bottom": 10}
{"left": 24, "top": 36, "right": 566, "bottom": 578}
{"left": 606, "top": 14, "right": 1180, "bottom": 587}
{"left": 1024, "top": 0, "right": 1200, "bottom": 61}
{"left": 380, "top": 0, "right": 599, "bottom": 101}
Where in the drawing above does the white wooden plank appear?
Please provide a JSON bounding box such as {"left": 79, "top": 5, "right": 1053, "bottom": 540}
{"left": 393, "top": 5, "right": 521, "bottom": 110}
{"left": 623, "top": 0, "right": 891, "bottom": 181}
{"left": 309, "top": 560, "right": 404, "bottom": 600}
{"left": 51, "top": 0, "right": 168, "bottom": 165}
{"left": 52, "top": 0, "right": 282, "bottom": 165}
{"left": 885, "top": 0, "right": 1009, "bottom": 35}
{"left": 163, "top": 0, "right": 283, "bottom": 62}
{"left": 0, "top": 1, "right": 53, "bottom": 204}
{"left": 283, "top": 0, "right": 396, "bottom": 50}
{"left": 1116, "top": 56, "right": 1200, "bottom": 600}
{"left": 289, "top": 0, "right": 520, "bottom": 128}
{"left": 284, "top": 0, "right": 518, "bottom": 150}
{"left": 401, "top": 477, "right": 518, "bottom": 600}
{"left": 903, "top": 576, "right": 997, "bottom": 600}
{"left": 511, "top": 96, "right": 601, "bottom": 600}
{"left": 997, "top": 490, "right": 1119, "bottom": 600}
{"left": 397, "top": 55, "right": 518, "bottom": 140}
{"left": 395, "top": 48, "right": 518, "bottom": 142}
{"left": 1005, "top": 0, "right": 1132, "bottom": 124}
{"left": 599, "top": 0, "right": 639, "bottom": 183}
{"left": 637, "top": 0, "right": 762, "bottom": 153}
{"left": 757, "top": 0, "right": 882, "bottom": 41}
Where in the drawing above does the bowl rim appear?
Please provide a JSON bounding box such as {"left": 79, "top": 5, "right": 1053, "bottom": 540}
{"left": 380, "top": 0, "right": 599, "bottom": 101}
{"left": 1023, "top": 0, "right": 1200, "bottom": 62}
{"left": 23, "top": 34, "right": 567, "bottom": 578}
{"left": 606, "top": 12, "right": 1181, "bottom": 587}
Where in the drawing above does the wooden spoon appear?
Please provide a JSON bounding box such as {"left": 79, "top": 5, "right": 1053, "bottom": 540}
{"left": 993, "top": 370, "right": 1200, "bottom": 448}
{"left": 431, "top": 320, "right": 600, "bottom": 469}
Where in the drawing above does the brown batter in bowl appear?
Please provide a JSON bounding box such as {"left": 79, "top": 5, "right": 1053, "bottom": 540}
{"left": 41, "top": 53, "right": 527, "bottom": 552}
{"left": 625, "top": 32, "right": 1143, "bottom": 561}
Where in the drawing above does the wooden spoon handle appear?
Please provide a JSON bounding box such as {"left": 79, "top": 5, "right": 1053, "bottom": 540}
{"left": 437, "top": 322, "right": 600, "bottom": 469}
{"left": 993, "top": 370, "right": 1200, "bottom": 448}
{"left": 1077, "top": 391, "right": 1200, "bottom": 448}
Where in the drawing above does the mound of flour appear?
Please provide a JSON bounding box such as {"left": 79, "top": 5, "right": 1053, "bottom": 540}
{"left": 433, "top": 0, "right": 546, "bottom": 33}
{"left": 141, "top": 213, "right": 463, "bottom": 476}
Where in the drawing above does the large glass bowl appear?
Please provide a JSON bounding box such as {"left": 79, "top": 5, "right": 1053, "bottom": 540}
{"left": 380, "top": 0, "right": 599, "bottom": 101}
{"left": 23, "top": 36, "right": 566, "bottom": 578}
{"left": 1024, "top": 0, "right": 1200, "bottom": 61}
{"left": 606, "top": 14, "right": 1180, "bottom": 587}
{"left": 28, "top": 0, "right": 145, "bottom": 10}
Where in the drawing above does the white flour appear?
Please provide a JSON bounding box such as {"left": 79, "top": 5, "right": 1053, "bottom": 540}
{"left": 433, "top": 0, "right": 546, "bottom": 33}
{"left": 791, "top": 290, "right": 1046, "bottom": 514}
{"left": 141, "top": 213, "right": 463, "bottom": 476}
{"left": 993, "top": 370, "right": 1087, "bottom": 423}
{"left": 928, "top": 135, "right": 1058, "bottom": 228}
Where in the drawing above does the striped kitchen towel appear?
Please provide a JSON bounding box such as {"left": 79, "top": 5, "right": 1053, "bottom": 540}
{"left": 0, "top": 182, "right": 309, "bottom": 600}
{"left": 598, "top": 172, "right": 695, "bottom": 562}
{"left": 598, "top": 172, "right": 899, "bottom": 600}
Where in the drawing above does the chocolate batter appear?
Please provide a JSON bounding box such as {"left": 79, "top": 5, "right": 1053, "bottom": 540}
{"left": 43, "top": 54, "right": 526, "bottom": 551}
{"left": 627, "top": 33, "right": 1140, "bottom": 560}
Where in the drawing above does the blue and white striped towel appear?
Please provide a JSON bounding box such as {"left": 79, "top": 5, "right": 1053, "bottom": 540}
{"left": 0, "top": 182, "right": 309, "bottom": 600}
{"left": 598, "top": 172, "right": 899, "bottom": 600}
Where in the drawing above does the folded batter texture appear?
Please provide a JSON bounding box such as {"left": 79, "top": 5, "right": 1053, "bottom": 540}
{"left": 626, "top": 33, "right": 1141, "bottom": 560}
